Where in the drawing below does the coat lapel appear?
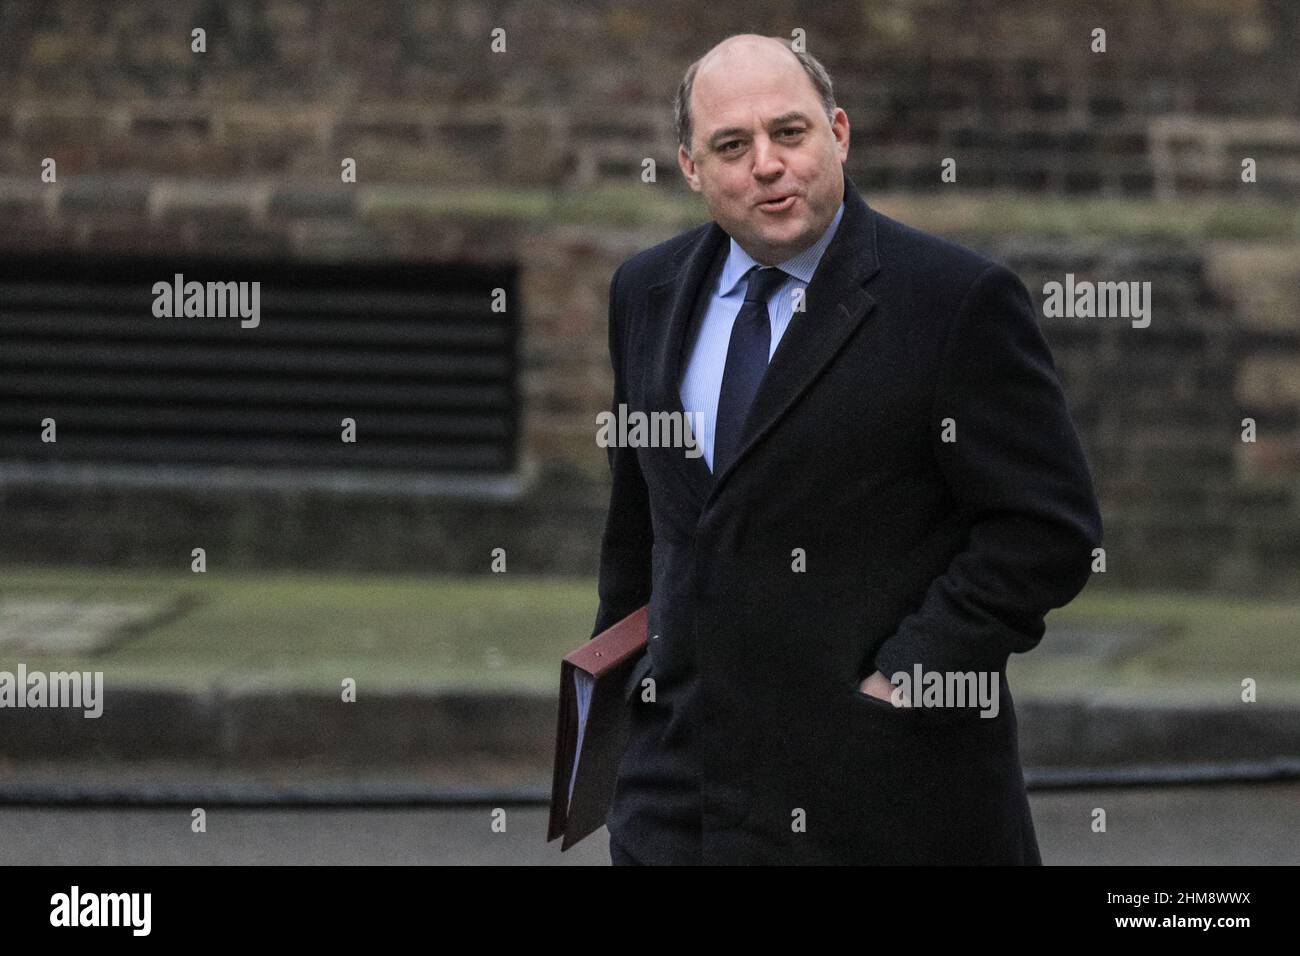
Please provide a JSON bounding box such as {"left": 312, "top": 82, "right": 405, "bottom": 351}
{"left": 644, "top": 173, "right": 883, "bottom": 512}
{"left": 644, "top": 225, "right": 728, "bottom": 508}
{"left": 707, "top": 175, "right": 882, "bottom": 506}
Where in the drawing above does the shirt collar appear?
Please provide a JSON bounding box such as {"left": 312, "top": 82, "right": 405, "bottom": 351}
{"left": 718, "top": 198, "right": 846, "bottom": 297}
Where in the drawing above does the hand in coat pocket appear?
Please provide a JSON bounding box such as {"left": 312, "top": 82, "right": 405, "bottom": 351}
{"left": 856, "top": 670, "right": 912, "bottom": 707}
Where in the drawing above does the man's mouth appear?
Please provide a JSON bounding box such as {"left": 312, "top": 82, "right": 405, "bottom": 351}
{"left": 758, "top": 195, "right": 796, "bottom": 212}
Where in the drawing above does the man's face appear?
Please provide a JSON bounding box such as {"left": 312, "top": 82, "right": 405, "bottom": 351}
{"left": 679, "top": 41, "right": 849, "bottom": 266}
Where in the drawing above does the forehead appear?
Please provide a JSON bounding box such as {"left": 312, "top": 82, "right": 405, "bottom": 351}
{"left": 691, "top": 54, "right": 817, "bottom": 130}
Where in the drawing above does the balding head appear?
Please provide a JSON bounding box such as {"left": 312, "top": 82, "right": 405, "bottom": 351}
{"left": 699, "top": 34, "right": 797, "bottom": 76}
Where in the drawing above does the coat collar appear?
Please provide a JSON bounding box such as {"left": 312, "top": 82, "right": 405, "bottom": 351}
{"left": 644, "top": 171, "right": 882, "bottom": 510}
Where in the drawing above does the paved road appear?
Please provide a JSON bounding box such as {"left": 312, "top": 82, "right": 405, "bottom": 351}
{"left": 0, "top": 782, "right": 1295, "bottom": 864}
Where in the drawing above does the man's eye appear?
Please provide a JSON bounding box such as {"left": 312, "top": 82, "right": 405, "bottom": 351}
{"left": 780, "top": 127, "right": 805, "bottom": 137}
{"left": 720, "top": 141, "right": 741, "bottom": 152}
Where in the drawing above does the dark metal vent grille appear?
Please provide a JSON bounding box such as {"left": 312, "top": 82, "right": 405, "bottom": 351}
{"left": 0, "top": 254, "right": 519, "bottom": 476}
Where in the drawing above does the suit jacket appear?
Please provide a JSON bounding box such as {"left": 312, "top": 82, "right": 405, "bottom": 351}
{"left": 591, "top": 172, "right": 1103, "bottom": 864}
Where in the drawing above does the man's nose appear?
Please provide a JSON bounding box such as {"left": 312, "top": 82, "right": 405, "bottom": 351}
{"left": 751, "top": 136, "right": 784, "bottom": 177}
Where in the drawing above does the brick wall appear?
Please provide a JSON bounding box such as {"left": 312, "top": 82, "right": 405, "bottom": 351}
{"left": 3, "top": 0, "right": 1296, "bottom": 195}
{"left": 0, "top": 0, "right": 1297, "bottom": 592}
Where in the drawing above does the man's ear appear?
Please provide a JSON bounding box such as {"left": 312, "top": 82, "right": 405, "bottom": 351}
{"left": 831, "top": 108, "right": 851, "bottom": 161}
{"left": 678, "top": 145, "right": 702, "bottom": 192}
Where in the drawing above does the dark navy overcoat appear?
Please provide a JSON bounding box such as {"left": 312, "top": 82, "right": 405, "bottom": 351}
{"left": 591, "top": 173, "right": 1102, "bottom": 864}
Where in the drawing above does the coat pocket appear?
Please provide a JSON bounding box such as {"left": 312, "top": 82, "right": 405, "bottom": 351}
{"left": 848, "top": 682, "right": 914, "bottom": 713}
{"left": 845, "top": 678, "right": 974, "bottom": 727}
{"left": 845, "top": 661, "right": 1011, "bottom": 725}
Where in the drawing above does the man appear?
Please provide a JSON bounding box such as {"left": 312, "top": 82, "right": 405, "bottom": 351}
{"left": 591, "top": 34, "right": 1102, "bottom": 865}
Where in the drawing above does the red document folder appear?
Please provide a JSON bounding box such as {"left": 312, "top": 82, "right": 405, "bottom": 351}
{"left": 547, "top": 604, "right": 649, "bottom": 850}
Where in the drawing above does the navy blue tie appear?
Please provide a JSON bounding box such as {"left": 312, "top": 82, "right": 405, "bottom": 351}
{"left": 713, "top": 266, "right": 788, "bottom": 474}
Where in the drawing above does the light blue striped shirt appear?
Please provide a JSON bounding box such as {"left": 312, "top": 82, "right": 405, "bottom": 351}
{"left": 680, "top": 199, "right": 846, "bottom": 472}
